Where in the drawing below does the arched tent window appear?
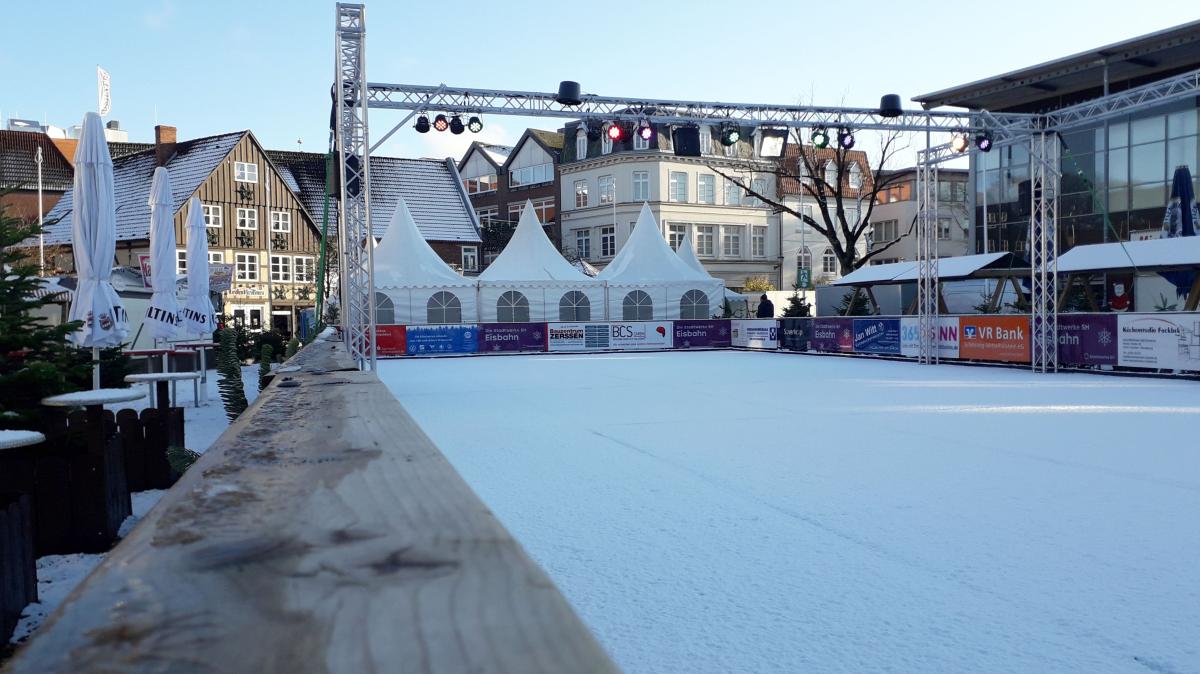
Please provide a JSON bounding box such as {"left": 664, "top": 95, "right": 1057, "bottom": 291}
{"left": 497, "top": 290, "right": 530, "bottom": 322}
{"left": 427, "top": 291, "right": 461, "bottom": 324}
{"left": 679, "top": 289, "right": 709, "bottom": 319}
{"left": 375, "top": 292, "right": 395, "bottom": 325}
{"left": 559, "top": 291, "right": 591, "bottom": 321}
{"left": 822, "top": 247, "right": 837, "bottom": 274}
{"left": 622, "top": 290, "right": 653, "bottom": 320}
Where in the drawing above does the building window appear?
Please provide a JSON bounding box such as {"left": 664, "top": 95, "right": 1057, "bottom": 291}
{"left": 873, "top": 219, "right": 899, "bottom": 243}
{"left": 748, "top": 177, "right": 768, "bottom": 207}
{"left": 496, "top": 290, "right": 530, "bottom": 323}
{"left": 531, "top": 197, "right": 556, "bottom": 224}
{"left": 209, "top": 251, "right": 224, "bottom": 264}
{"left": 202, "top": 204, "right": 222, "bottom": 228}
{"left": 465, "top": 174, "right": 497, "bottom": 194}
{"left": 679, "top": 289, "right": 709, "bottom": 319}
{"left": 632, "top": 171, "right": 649, "bottom": 201}
{"left": 798, "top": 247, "right": 812, "bottom": 271}
{"left": 822, "top": 248, "right": 837, "bottom": 274}
{"left": 508, "top": 202, "right": 525, "bottom": 223}
{"left": 601, "top": 126, "right": 614, "bottom": 154}
{"left": 235, "top": 252, "right": 258, "bottom": 281}
{"left": 695, "top": 225, "right": 715, "bottom": 257}
{"left": 234, "top": 162, "right": 258, "bottom": 183}
{"left": 375, "top": 292, "right": 395, "bottom": 325}
{"left": 669, "top": 171, "right": 688, "bottom": 202}
{"left": 724, "top": 139, "right": 738, "bottom": 158}
{"left": 725, "top": 179, "right": 742, "bottom": 206}
{"left": 559, "top": 290, "right": 591, "bottom": 321}
{"left": 668, "top": 223, "right": 687, "bottom": 250}
{"left": 698, "top": 174, "right": 715, "bottom": 204}
{"left": 236, "top": 207, "right": 258, "bottom": 230}
{"left": 462, "top": 246, "right": 479, "bottom": 271}
{"left": 938, "top": 218, "right": 953, "bottom": 240}
{"left": 575, "top": 129, "right": 587, "bottom": 160}
{"left": 176, "top": 249, "right": 187, "bottom": 275}
{"left": 270, "top": 211, "right": 291, "bottom": 233}
{"left": 575, "top": 229, "right": 591, "bottom": 259}
{"left": 574, "top": 180, "right": 589, "bottom": 208}
{"left": 601, "top": 226, "right": 616, "bottom": 257}
{"left": 427, "top": 291, "right": 462, "bottom": 324}
{"left": 622, "top": 290, "right": 653, "bottom": 320}
{"left": 824, "top": 161, "right": 837, "bottom": 187}
{"left": 599, "top": 174, "right": 615, "bottom": 204}
{"left": 722, "top": 225, "right": 742, "bottom": 258}
{"left": 752, "top": 226, "right": 766, "bottom": 258}
{"left": 634, "top": 130, "right": 650, "bottom": 151}
{"left": 270, "top": 255, "right": 292, "bottom": 282}
{"left": 849, "top": 163, "right": 863, "bottom": 189}
{"left": 509, "top": 163, "right": 553, "bottom": 188}
{"left": 295, "top": 256, "right": 315, "bottom": 283}
{"left": 699, "top": 126, "right": 712, "bottom": 155}
{"left": 476, "top": 206, "right": 498, "bottom": 224}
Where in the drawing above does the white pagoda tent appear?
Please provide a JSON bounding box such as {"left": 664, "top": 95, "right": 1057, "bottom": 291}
{"left": 597, "top": 203, "right": 725, "bottom": 320}
{"left": 477, "top": 200, "right": 604, "bottom": 322}
{"left": 676, "top": 230, "right": 751, "bottom": 316}
{"left": 373, "top": 198, "right": 477, "bottom": 324}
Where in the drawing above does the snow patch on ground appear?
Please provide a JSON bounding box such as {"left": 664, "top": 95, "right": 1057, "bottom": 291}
{"left": 7, "top": 554, "right": 104, "bottom": 645}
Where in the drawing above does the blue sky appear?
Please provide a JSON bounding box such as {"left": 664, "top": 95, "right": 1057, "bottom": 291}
{"left": 2, "top": 0, "right": 1196, "bottom": 166}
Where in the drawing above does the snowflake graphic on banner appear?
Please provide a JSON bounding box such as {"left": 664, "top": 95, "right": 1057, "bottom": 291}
{"left": 1098, "top": 330, "right": 1113, "bottom": 346}
{"left": 533, "top": 331, "right": 543, "bottom": 340}
{"left": 719, "top": 327, "right": 729, "bottom": 336}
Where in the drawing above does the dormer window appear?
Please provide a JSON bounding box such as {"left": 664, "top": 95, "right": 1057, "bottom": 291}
{"left": 575, "top": 128, "right": 587, "bottom": 160}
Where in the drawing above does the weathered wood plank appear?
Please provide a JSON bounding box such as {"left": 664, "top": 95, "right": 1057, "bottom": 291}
{"left": 3, "top": 337, "right": 619, "bottom": 674}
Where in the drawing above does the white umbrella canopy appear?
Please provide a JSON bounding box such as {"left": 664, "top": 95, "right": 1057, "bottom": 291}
{"left": 67, "top": 112, "right": 128, "bottom": 386}
{"left": 182, "top": 196, "right": 215, "bottom": 336}
{"left": 145, "top": 166, "right": 182, "bottom": 339}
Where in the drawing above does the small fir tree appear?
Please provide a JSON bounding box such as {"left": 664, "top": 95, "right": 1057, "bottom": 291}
{"left": 258, "top": 344, "right": 274, "bottom": 391}
{"left": 285, "top": 336, "right": 299, "bottom": 359}
{"left": 217, "top": 328, "right": 248, "bottom": 421}
{"left": 781, "top": 287, "right": 812, "bottom": 317}
{"left": 834, "top": 290, "right": 872, "bottom": 316}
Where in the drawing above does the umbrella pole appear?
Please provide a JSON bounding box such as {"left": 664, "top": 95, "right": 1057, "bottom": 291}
{"left": 92, "top": 346, "right": 100, "bottom": 389}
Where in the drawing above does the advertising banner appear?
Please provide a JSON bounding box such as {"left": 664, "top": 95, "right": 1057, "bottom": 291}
{"left": 209, "top": 263, "right": 234, "bottom": 292}
{"left": 1117, "top": 313, "right": 1200, "bottom": 370}
{"left": 375, "top": 325, "right": 406, "bottom": 357}
{"left": 1057, "top": 314, "right": 1117, "bottom": 366}
{"left": 404, "top": 324, "right": 478, "bottom": 355}
{"left": 478, "top": 323, "right": 546, "bottom": 352}
{"left": 547, "top": 323, "right": 612, "bottom": 351}
{"left": 731, "top": 319, "right": 779, "bottom": 349}
{"left": 609, "top": 322, "right": 673, "bottom": 349}
{"left": 674, "top": 320, "right": 732, "bottom": 348}
{"left": 779, "top": 318, "right": 812, "bottom": 351}
{"left": 138, "top": 254, "right": 153, "bottom": 289}
{"left": 958, "top": 315, "right": 1030, "bottom": 363}
{"left": 852, "top": 318, "right": 901, "bottom": 355}
{"left": 900, "top": 317, "right": 961, "bottom": 359}
{"left": 811, "top": 318, "right": 854, "bottom": 353}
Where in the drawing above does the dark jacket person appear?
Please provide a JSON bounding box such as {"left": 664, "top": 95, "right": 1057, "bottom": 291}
{"left": 756, "top": 294, "right": 775, "bottom": 318}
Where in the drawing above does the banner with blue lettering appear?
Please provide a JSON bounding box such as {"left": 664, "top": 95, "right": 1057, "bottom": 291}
{"left": 405, "top": 324, "right": 479, "bottom": 355}
{"left": 852, "top": 318, "right": 901, "bottom": 355}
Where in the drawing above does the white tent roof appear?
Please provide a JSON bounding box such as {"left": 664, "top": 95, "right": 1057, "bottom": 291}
{"left": 676, "top": 231, "right": 709, "bottom": 275}
{"left": 479, "top": 200, "right": 591, "bottom": 282}
{"left": 1056, "top": 236, "right": 1200, "bottom": 273}
{"left": 598, "top": 203, "right": 712, "bottom": 283}
{"left": 373, "top": 198, "right": 473, "bottom": 288}
{"left": 834, "top": 252, "right": 1014, "bottom": 285}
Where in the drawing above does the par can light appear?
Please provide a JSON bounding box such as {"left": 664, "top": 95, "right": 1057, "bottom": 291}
{"left": 467, "top": 116, "right": 484, "bottom": 133}
{"left": 950, "top": 132, "right": 969, "bottom": 153}
{"left": 719, "top": 124, "right": 740, "bottom": 146}
{"left": 811, "top": 127, "right": 830, "bottom": 149}
{"left": 607, "top": 123, "right": 625, "bottom": 142}
{"left": 837, "top": 128, "right": 855, "bottom": 150}
{"left": 449, "top": 115, "right": 465, "bottom": 135}
{"left": 975, "top": 131, "right": 993, "bottom": 152}
{"left": 432, "top": 114, "right": 449, "bottom": 132}
{"left": 414, "top": 115, "right": 430, "bottom": 133}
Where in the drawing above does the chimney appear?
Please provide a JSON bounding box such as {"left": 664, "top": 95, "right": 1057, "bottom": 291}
{"left": 154, "top": 125, "right": 177, "bottom": 166}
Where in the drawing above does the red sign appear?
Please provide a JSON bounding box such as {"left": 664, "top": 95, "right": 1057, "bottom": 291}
{"left": 138, "top": 254, "right": 153, "bottom": 289}
{"left": 375, "top": 324, "right": 407, "bottom": 356}
{"left": 958, "top": 315, "right": 1030, "bottom": 363}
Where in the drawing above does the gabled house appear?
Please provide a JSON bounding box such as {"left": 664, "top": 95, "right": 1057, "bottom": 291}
{"left": 0, "top": 130, "right": 75, "bottom": 226}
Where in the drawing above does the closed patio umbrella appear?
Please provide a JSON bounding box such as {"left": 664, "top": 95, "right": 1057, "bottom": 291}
{"left": 182, "top": 196, "right": 215, "bottom": 336}
{"left": 145, "top": 166, "right": 182, "bottom": 340}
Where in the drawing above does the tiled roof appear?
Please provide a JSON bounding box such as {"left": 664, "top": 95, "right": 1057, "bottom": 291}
{"left": 107, "top": 141, "right": 153, "bottom": 159}
{"left": 528, "top": 129, "right": 564, "bottom": 150}
{"left": 265, "top": 151, "right": 334, "bottom": 233}
{"left": 42, "top": 131, "right": 245, "bottom": 244}
{"left": 778, "top": 144, "right": 874, "bottom": 197}
{"left": 0, "top": 131, "right": 74, "bottom": 192}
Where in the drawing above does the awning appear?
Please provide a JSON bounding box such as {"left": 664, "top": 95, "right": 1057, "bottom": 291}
{"left": 1056, "top": 236, "right": 1200, "bottom": 273}
{"left": 833, "top": 252, "right": 1018, "bottom": 286}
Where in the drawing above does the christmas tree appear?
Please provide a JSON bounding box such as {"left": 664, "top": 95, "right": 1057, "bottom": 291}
{"left": 781, "top": 286, "right": 812, "bottom": 317}
{"left": 217, "top": 327, "right": 248, "bottom": 421}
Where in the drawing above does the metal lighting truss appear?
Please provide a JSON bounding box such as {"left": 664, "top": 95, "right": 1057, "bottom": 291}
{"left": 1029, "top": 130, "right": 1061, "bottom": 373}
{"left": 915, "top": 135, "right": 948, "bottom": 365}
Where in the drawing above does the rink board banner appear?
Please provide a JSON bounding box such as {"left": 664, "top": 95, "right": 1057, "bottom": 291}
{"left": 404, "top": 324, "right": 478, "bottom": 355}
{"left": 852, "top": 318, "right": 901, "bottom": 355}
{"left": 958, "top": 315, "right": 1030, "bottom": 363}
{"left": 674, "top": 320, "right": 732, "bottom": 348}
{"left": 731, "top": 319, "right": 779, "bottom": 349}
{"left": 779, "top": 318, "right": 812, "bottom": 351}
{"left": 900, "top": 317, "right": 961, "bottom": 359}
{"left": 375, "top": 325, "right": 407, "bottom": 357}
{"left": 1057, "top": 314, "right": 1117, "bottom": 366}
{"left": 547, "top": 323, "right": 609, "bottom": 351}
{"left": 547, "top": 322, "right": 672, "bottom": 351}
{"left": 811, "top": 318, "right": 854, "bottom": 353}
{"left": 609, "top": 322, "right": 674, "bottom": 349}
{"left": 1117, "top": 313, "right": 1200, "bottom": 370}
{"left": 478, "top": 323, "right": 547, "bottom": 352}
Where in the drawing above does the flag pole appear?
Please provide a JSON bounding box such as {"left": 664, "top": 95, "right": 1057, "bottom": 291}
{"left": 36, "top": 146, "right": 44, "bottom": 275}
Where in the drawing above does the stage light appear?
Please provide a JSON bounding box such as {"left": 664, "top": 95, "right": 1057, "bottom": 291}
{"left": 450, "top": 115, "right": 465, "bottom": 135}
{"left": 414, "top": 115, "right": 430, "bottom": 133}
{"left": 719, "top": 123, "right": 740, "bottom": 146}
{"left": 950, "top": 132, "right": 969, "bottom": 153}
{"left": 837, "top": 128, "right": 855, "bottom": 150}
{"left": 758, "top": 128, "right": 789, "bottom": 158}
{"left": 637, "top": 122, "right": 654, "bottom": 142}
{"left": 433, "top": 114, "right": 449, "bottom": 132}
{"left": 975, "top": 131, "right": 993, "bottom": 152}
{"left": 606, "top": 123, "right": 625, "bottom": 142}
{"left": 810, "top": 127, "right": 830, "bottom": 149}
{"left": 467, "top": 116, "right": 484, "bottom": 133}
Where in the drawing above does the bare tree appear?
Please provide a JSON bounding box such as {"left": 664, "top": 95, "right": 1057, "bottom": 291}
{"left": 709, "top": 130, "right": 916, "bottom": 276}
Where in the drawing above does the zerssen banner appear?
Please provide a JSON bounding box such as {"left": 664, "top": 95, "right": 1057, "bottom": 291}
{"left": 1117, "top": 313, "right": 1200, "bottom": 370}
{"left": 731, "top": 319, "right": 778, "bottom": 349}
{"left": 674, "top": 320, "right": 732, "bottom": 348}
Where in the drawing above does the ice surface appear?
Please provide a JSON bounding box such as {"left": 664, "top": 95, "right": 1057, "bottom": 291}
{"left": 379, "top": 352, "right": 1200, "bottom": 674}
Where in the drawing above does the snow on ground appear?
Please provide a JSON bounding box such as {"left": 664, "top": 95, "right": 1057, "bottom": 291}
{"left": 380, "top": 352, "right": 1200, "bottom": 674}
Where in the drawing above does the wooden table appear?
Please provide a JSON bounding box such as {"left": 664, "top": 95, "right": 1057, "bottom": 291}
{"left": 171, "top": 341, "right": 216, "bottom": 405}
{"left": 41, "top": 389, "right": 146, "bottom": 450}
{"left": 125, "top": 372, "right": 202, "bottom": 410}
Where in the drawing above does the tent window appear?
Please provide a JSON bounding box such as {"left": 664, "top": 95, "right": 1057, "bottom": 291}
{"left": 427, "top": 291, "right": 461, "bottom": 324}
{"left": 497, "top": 290, "right": 530, "bottom": 323}
{"left": 375, "top": 292, "right": 395, "bottom": 325}
{"left": 622, "top": 290, "right": 653, "bottom": 320}
{"left": 559, "top": 291, "right": 591, "bottom": 321}
{"left": 679, "top": 289, "right": 709, "bottom": 319}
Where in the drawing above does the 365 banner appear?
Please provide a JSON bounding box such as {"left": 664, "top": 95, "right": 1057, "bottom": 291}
{"left": 404, "top": 324, "right": 478, "bottom": 355}
{"left": 900, "top": 317, "right": 960, "bottom": 359}
{"left": 674, "top": 320, "right": 731, "bottom": 348}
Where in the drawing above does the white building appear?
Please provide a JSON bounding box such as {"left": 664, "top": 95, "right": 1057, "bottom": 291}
{"left": 867, "top": 167, "right": 970, "bottom": 265}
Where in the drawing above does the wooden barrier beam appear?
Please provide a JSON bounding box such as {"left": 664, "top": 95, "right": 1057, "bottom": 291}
{"left": 3, "top": 337, "right": 619, "bottom": 674}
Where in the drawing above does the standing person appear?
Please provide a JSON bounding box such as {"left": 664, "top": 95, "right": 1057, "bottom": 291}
{"left": 756, "top": 293, "right": 775, "bottom": 318}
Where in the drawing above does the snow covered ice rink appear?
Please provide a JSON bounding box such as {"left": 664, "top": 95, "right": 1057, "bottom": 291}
{"left": 379, "top": 351, "right": 1199, "bottom": 674}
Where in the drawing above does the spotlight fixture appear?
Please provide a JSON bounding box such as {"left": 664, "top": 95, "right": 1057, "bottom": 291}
{"left": 719, "top": 123, "right": 740, "bottom": 146}
{"left": 449, "top": 115, "right": 465, "bottom": 135}
{"left": 637, "top": 121, "right": 654, "bottom": 142}
{"left": 837, "top": 128, "right": 855, "bottom": 150}
{"left": 810, "top": 127, "right": 830, "bottom": 149}
{"left": 758, "top": 128, "right": 789, "bottom": 159}
{"left": 467, "top": 116, "right": 484, "bottom": 133}
{"left": 975, "top": 131, "right": 993, "bottom": 152}
{"left": 432, "top": 114, "right": 449, "bottom": 132}
{"left": 414, "top": 115, "right": 431, "bottom": 133}
{"left": 950, "top": 132, "right": 969, "bottom": 153}
{"left": 606, "top": 123, "right": 625, "bottom": 142}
